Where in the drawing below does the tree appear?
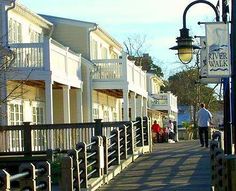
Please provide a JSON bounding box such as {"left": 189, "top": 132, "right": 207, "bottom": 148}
{"left": 163, "top": 68, "right": 221, "bottom": 127}
{"left": 123, "top": 34, "right": 164, "bottom": 77}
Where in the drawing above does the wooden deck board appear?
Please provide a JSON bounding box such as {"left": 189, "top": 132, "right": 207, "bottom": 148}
{"left": 98, "top": 140, "right": 211, "bottom": 191}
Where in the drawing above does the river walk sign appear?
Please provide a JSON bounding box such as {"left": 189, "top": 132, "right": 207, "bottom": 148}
{"left": 205, "top": 22, "right": 231, "bottom": 78}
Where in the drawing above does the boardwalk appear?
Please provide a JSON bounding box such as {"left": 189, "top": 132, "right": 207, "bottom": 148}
{"left": 98, "top": 140, "right": 211, "bottom": 191}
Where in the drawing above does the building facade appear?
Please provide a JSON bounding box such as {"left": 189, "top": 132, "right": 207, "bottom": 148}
{"left": 0, "top": 1, "right": 177, "bottom": 126}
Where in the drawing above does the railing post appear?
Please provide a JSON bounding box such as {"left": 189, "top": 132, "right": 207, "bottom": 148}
{"left": 61, "top": 156, "right": 73, "bottom": 191}
{"left": 67, "top": 149, "right": 80, "bottom": 191}
{"left": 120, "top": 125, "right": 127, "bottom": 160}
{"left": 76, "top": 142, "right": 88, "bottom": 189}
{"left": 36, "top": 161, "right": 51, "bottom": 191}
{"left": 111, "top": 129, "right": 120, "bottom": 165}
{"left": 91, "top": 136, "right": 104, "bottom": 177}
{"left": 23, "top": 122, "right": 32, "bottom": 157}
{"left": 94, "top": 119, "right": 103, "bottom": 136}
{"left": 136, "top": 117, "right": 144, "bottom": 147}
{"left": 0, "top": 169, "right": 10, "bottom": 191}
{"left": 127, "top": 122, "right": 135, "bottom": 155}
{"left": 102, "top": 136, "right": 109, "bottom": 175}
{"left": 143, "top": 116, "right": 150, "bottom": 146}
{"left": 19, "top": 163, "right": 36, "bottom": 191}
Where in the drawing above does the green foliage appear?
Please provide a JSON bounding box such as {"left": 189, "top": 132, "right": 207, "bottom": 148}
{"left": 163, "top": 68, "right": 220, "bottom": 113}
{"left": 51, "top": 154, "right": 64, "bottom": 184}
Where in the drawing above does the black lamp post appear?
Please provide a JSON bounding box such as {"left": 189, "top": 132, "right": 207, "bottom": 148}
{"left": 170, "top": 0, "right": 219, "bottom": 64}
{"left": 171, "top": 0, "right": 236, "bottom": 155}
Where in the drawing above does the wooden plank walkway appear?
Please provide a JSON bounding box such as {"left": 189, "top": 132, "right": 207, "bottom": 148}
{"left": 98, "top": 140, "right": 211, "bottom": 191}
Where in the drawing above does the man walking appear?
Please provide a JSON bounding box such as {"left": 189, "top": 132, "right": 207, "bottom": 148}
{"left": 197, "top": 103, "right": 212, "bottom": 148}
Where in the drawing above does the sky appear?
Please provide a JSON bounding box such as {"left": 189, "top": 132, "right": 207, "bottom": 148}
{"left": 19, "top": 0, "right": 218, "bottom": 79}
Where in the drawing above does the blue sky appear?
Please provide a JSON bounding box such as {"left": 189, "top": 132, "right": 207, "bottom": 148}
{"left": 19, "top": 0, "right": 217, "bottom": 78}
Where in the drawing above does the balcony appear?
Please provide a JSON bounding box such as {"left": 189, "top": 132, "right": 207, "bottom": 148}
{"left": 149, "top": 91, "right": 178, "bottom": 117}
{"left": 92, "top": 52, "right": 147, "bottom": 97}
{"left": 8, "top": 38, "right": 82, "bottom": 88}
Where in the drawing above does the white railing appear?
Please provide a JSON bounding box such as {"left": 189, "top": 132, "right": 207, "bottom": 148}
{"left": 92, "top": 59, "right": 122, "bottom": 79}
{"left": 92, "top": 53, "right": 147, "bottom": 91}
{"left": 50, "top": 40, "right": 82, "bottom": 80}
{"left": 10, "top": 43, "right": 44, "bottom": 68}
{"left": 150, "top": 92, "right": 178, "bottom": 113}
{"left": 9, "top": 39, "right": 82, "bottom": 81}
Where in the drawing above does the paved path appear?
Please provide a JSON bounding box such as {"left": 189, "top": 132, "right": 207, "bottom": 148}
{"left": 98, "top": 140, "right": 211, "bottom": 191}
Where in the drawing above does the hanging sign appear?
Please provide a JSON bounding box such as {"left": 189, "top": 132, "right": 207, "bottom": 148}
{"left": 199, "top": 36, "right": 222, "bottom": 84}
{"left": 205, "top": 22, "right": 231, "bottom": 77}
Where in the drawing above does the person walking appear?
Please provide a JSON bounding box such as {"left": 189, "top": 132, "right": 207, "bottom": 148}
{"left": 197, "top": 103, "right": 212, "bottom": 148}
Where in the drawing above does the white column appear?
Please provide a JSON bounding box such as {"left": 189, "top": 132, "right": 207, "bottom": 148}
{"left": 63, "top": 85, "right": 71, "bottom": 149}
{"left": 143, "top": 97, "right": 147, "bottom": 117}
{"left": 123, "top": 88, "right": 129, "bottom": 121}
{"left": 136, "top": 95, "right": 143, "bottom": 118}
{"left": 63, "top": 85, "right": 71, "bottom": 123}
{"left": 45, "top": 81, "right": 53, "bottom": 124}
{"left": 130, "top": 92, "right": 136, "bottom": 121}
{"left": 76, "top": 88, "right": 83, "bottom": 122}
{"left": 45, "top": 80, "right": 54, "bottom": 149}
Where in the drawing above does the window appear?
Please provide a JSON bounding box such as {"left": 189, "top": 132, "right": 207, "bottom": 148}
{"left": 29, "top": 29, "right": 42, "bottom": 43}
{"left": 9, "top": 103, "right": 23, "bottom": 125}
{"left": 93, "top": 107, "right": 99, "bottom": 120}
{"left": 101, "top": 47, "right": 108, "bottom": 59}
{"left": 32, "top": 102, "right": 45, "bottom": 124}
{"left": 8, "top": 18, "right": 22, "bottom": 43}
{"left": 8, "top": 102, "right": 24, "bottom": 151}
{"left": 103, "top": 109, "right": 109, "bottom": 122}
{"left": 91, "top": 40, "right": 98, "bottom": 59}
{"left": 32, "top": 107, "right": 44, "bottom": 124}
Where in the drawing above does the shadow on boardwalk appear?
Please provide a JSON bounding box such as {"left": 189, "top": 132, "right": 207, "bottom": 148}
{"left": 98, "top": 140, "right": 211, "bottom": 191}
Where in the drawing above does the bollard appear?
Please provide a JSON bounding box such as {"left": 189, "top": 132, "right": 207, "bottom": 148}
{"left": 0, "top": 169, "right": 10, "bottom": 191}
{"left": 36, "top": 161, "right": 51, "bottom": 191}
{"left": 19, "top": 163, "right": 36, "bottom": 191}
{"left": 61, "top": 156, "right": 74, "bottom": 191}
{"left": 67, "top": 149, "right": 80, "bottom": 191}
{"left": 76, "top": 142, "right": 88, "bottom": 189}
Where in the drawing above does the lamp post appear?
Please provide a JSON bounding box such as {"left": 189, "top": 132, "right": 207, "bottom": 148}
{"left": 170, "top": 0, "right": 219, "bottom": 64}
{"left": 171, "top": 0, "right": 235, "bottom": 153}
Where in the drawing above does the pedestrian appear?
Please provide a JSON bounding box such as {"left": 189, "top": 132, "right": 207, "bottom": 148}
{"left": 197, "top": 103, "right": 212, "bottom": 148}
{"left": 151, "top": 120, "right": 162, "bottom": 143}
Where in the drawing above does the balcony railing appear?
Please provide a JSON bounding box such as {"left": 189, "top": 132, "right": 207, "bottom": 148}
{"left": 92, "top": 53, "right": 147, "bottom": 91}
{"left": 9, "top": 38, "right": 82, "bottom": 81}
{"left": 149, "top": 92, "right": 178, "bottom": 113}
{"left": 10, "top": 43, "right": 44, "bottom": 68}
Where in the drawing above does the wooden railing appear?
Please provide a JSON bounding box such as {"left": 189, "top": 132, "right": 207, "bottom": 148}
{"left": 0, "top": 117, "right": 152, "bottom": 191}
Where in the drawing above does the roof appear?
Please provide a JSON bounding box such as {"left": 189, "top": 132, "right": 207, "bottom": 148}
{"left": 14, "top": 2, "right": 53, "bottom": 30}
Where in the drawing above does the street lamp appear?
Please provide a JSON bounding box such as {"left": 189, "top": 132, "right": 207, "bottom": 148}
{"left": 170, "top": 0, "right": 219, "bottom": 64}
{"left": 170, "top": 27, "right": 200, "bottom": 64}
